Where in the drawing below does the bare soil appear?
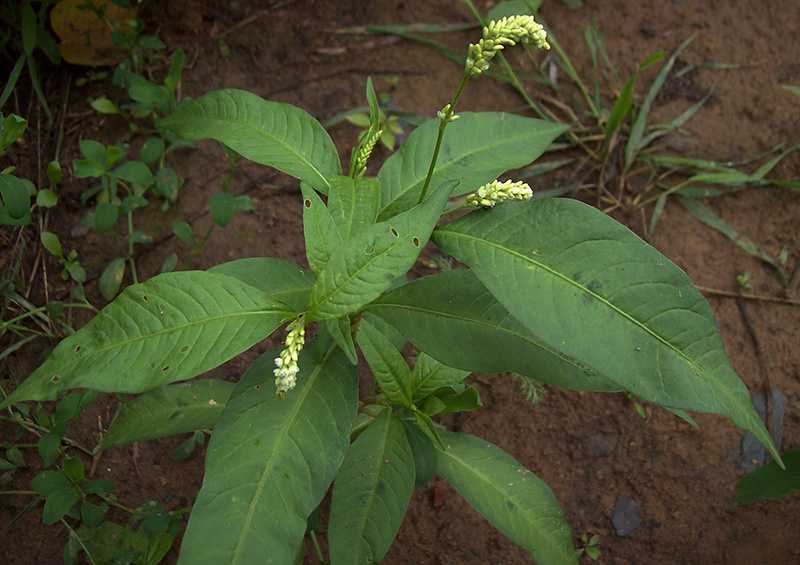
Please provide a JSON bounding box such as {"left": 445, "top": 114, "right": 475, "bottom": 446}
{"left": 2, "top": 1, "right": 799, "bottom": 564}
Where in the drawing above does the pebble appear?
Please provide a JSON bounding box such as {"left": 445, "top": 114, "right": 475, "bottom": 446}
{"left": 613, "top": 495, "right": 640, "bottom": 537}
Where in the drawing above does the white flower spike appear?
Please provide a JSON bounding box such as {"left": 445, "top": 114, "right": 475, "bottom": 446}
{"left": 465, "top": 15, "right": 550, "bottom": 77}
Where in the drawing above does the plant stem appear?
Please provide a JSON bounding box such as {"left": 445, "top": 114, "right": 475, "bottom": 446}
{"left": 126, "top": 211, "right": 138, "bottom": 284}
{"left": 417, "top": 71, "right": 470, "bottom": 205}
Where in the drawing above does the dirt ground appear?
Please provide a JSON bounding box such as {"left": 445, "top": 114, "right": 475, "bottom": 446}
{"left": 2, "top": 0, "right": 799, "bottom": 563}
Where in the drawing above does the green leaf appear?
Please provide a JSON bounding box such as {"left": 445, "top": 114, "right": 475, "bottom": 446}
{"left": 328, "top": 410, "right": 415, "bottom": 565}
{"left": 43, "top": 487, "right": 80, "bottom": 524}
{"left": 140, "top": 137, "right": 166, "bottom": 165}
{"left": 432, "top": 198, "right": 780, "bottom": 462}
{"left": 21, "top": 4, "right": 37, "bottom": 56}
{"left": 402, "top": 421, "right": 437, "bottom": 488}
{"left": 32, "top": 470, "right": 71, "bottom": 495}
{"left": 356, "top": 319, "right": 413, "bottom": 406}
{"left": 40, "top": 231, "right": 62, "bottom": 257}
{"left": 93, "top": 202, "right": 119, "bottom": 233}
{"left": 0, "top": 173, "right": 32, "bottom": 219}
{"left": 0, "top": 272, "right": 294, "bottom": 410}
{"left": 436, "top": 430, "right": 576, "bottom": 565}
{"left": 435, "top": 385, "right": 482, "bottom": 414}
{"left": 1, "top": 113, "right": 27, "bottom": 150}
{"left": 327, "top": 176, "right": 381, "bottom": 241}
{"left": 411, "top": 352, "right": 470, "bottom": 400}
{"left": 72, "top": 159, "right": 106, "bottom": 178}
{"left": 734, "top": 450, "right": 800, "bottom": 504}
{"left": 171, "top": 221, "right": 195, "bottom": 246}
{"left": 62, "top": 456, "right": 84, "bottom": 485}
{"left": 208, "top": 257, "right": 315, "bottom": 313}
{"left": 38, "top": 433, "right": 61, "bottom": 467}
{"left": 80, "top": 501, "right": 107, "bottom": 529}
{"left": 209, "top": 192, "right": 235, "bottom": 227}
{"left": 36, "top": 188, "right": 58, "bottom": 208}
{"left": 98, "top": 379, "right": 235, "bottom": 451}
{"left": 79, "top": 140, "right": 108, "bottom": 167}
{"left": 177, "top": 340, "right": 358, "bottom": 564}
{"left": 368, "top": 270, "right": 618, "bottom": 392}
{"left": 301, "top": 182, "right": 344, "bottom": 275}
{"left": 47, "top": 160, "right": 62, "bottom": 186}
{"left": 376, "top": 113, "right": 568, "bottom": 219}
{"left": 306, "top": 180, "right": 455, "bottom": 320}
{"left": 157, "top": 89, "right": 341, "bottom": 193}
{"left": 155, "top": 167, "right": 180, "bottom": 202}
{"left": 326, "top": 316, "right": 358, "bottom": 365}
{"left": 99, "top": 257, "right": 126, "bottom": 299}
{"left": 113, "top": 160, "right": 154, "bottom": 187}
{"left": 165, "top": 48, "right": 185, "bottom": 94}
{"left": 91, "top": 96, "right": 120, "bottom": 114}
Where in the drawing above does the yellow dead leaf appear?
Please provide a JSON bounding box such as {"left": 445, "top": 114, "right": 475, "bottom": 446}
{"left": 50, "top": 0, "right": 137, "bottom": 66}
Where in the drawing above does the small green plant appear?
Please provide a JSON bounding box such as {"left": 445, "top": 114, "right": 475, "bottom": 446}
{"left": 1, "top": 15, "right": 782, "bottom": 564}
{"left": 575, "top": 533, "right": 599, "bottom": 561}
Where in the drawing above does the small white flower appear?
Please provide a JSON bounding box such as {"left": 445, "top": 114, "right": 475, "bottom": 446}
{"left": 466, "top": 179, "right": 533, "bottom": 208}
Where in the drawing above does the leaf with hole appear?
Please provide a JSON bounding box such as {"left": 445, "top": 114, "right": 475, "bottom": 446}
{"left": 0, "top": 271, "right": 294, "bottom": 410}
{"left": 306, "top": 180, "right": 455, "bottom": 321}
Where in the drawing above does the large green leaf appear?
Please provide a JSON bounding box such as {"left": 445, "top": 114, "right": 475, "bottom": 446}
{"left": 157, "top": 89, "right": 341, "bottom": 193}
{"left": 0, "top": 272, "right": 293, "bottom": 410}
{"left": 305, "top": 180, "right": 455, "bottom": 321}
{"left": 209, "top": 257, "right": 315, "bottom": 313}
{"left": 432, "top": 198, "right": 780, "bottom": 461}
{"left": 328, "top": 410, "right": 415, "bottom": 565}
{"left": 97, "top": 379, "right": 235, "bottom": 451}
{"left": 376, "top": 113, "right": 568, "bottom": 219}
{"left": 436, "top": 430, "right": 576, "bottom": 565}
{"left": 367, "top": 269, "right": 618, "bottom": 392}
{"left": 178, "top": 340, "right": 358, "bottom": 564}
{"left": 327, "top": 175, "right": 381, "bottom": 241}
{"left": 356, "top": 319, "right": 413, "bottom": 407}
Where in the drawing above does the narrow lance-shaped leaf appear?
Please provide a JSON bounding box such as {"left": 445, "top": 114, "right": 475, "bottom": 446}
{"left": 178, "top": 340, "right": 358, "bottom": 564}
{"left": 327, "top": 175, "right": 381, "bottom": 241}
{"left": 436, "top": 430, "right": 576, "bottom": 565}
{"left": 0, "top": 272, "right": 294, "bottom": 410}
{"left": 411, "top": 352, "right": 470, "bottom": 400}
{"left": 367, "top": 269, "right": 619, "bottom": 392}
{"left": 157, "top": 89, "right": 341, "bottom": 193}
{"left": 376, "top": 113, "right": 568, "bottom": 219}
{"left": 328, "top": 410, "right": 415, "bottom": 565}
{"left": 301, "top": 182, "right": 344, "bottom": 275}
{"left": 306, "top": 180, "right": 455, "bottom": 321}
{"left": 356, "top": 319, "right": 413, "bottom": 407}
{"left": 97, "top": 379, "right": 235, "bottom": 451}
{"left": 432, "top": 198, "right": 780, "bottom": 462}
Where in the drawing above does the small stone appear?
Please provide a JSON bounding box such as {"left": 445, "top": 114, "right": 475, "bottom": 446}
{"left": 613, "top": 495, "right": 640, "bottom": 537}
{"left": 579, "top": 434, "right": 611, "bottom": 459}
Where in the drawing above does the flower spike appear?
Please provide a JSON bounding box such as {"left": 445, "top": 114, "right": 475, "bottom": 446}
{"left": 465, "top": 15, "right": 550, "bottom": 77}
{"left": 274, "top": 316, "right": 306, "bottom": 398}
{"left": 466, "top": 179, "right": 533, "bottom": 208}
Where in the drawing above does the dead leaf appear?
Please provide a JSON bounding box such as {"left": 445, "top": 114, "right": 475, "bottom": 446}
{"left": 50, "top": 0, "right": 137, "bottom": 66}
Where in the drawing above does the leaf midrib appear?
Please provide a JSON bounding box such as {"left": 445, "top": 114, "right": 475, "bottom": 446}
{"left": 56, "top": 307, "right": 291, "bottom": 379}
{"left": 438, "top": 446, "right": 567, "bottom": 557}
{"left": 379, "top": 117, "right": 561, "bottom": 215}
{"left": 178, "top": 110, "right": 332, "bottom": 193}
{"left": 435, "top": 227, "right": 734, "bottom": 402}
{"left": 232, "top": 343, "right": 337, "bottom": 563}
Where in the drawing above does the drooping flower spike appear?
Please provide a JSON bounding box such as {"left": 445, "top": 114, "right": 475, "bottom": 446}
{"left": 465, "top": 179, "right": 533, "bottom": 208}
{"left": 274, "top": 315, "right": 306, "bottom": 397}
{"left": 465, "top": 15, "right": 550, "bottom": 77}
